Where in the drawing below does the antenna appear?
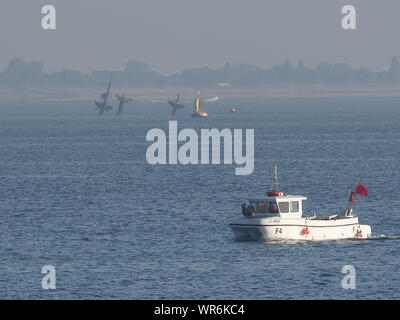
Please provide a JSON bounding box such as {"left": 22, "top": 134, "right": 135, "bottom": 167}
{"left": 265, "top": 162, "right": 284, "bottom": 197}
{"left": 271, "top": 162, "right": 279, "bottom": 191}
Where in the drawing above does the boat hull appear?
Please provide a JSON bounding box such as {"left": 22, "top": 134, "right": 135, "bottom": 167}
{"left": 191, "top": 112, "right": 208, "bottom": 118}
{"left": 229, "top": 217, "right": 372, "bottom": 241}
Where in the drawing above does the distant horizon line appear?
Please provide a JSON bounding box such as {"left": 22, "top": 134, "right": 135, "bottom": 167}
{"left": 1, "top": 56, "right": 399, "bottom": 75}
{"left": 1, "top": 56, "right": 399, "bottom": 88}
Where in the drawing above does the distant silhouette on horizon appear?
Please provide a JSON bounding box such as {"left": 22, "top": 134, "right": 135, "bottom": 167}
{"left": 1, "top": 57, "right": 399, "bottom": 87}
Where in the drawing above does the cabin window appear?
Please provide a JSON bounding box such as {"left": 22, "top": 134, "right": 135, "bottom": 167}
{"left": 250, "top": 201, "right": 258, "bottom": 213}
{"left": 257, "top": 201, "right": 267, "bottom": 213}
{"left": 278, "top": 201, "right": 290, "bottom": 213}
{"left": 291, "top": 201, "right": 299, "bottom": 213}
{"left": 267, "top": 202, "right": 279, "bottom": 213}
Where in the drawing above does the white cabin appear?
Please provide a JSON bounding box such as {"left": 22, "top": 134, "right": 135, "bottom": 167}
{"left": 247, "top": 195, "right": 307, "bottom": 219}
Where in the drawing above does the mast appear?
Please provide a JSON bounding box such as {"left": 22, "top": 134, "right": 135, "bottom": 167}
{"left": 266, "top": 163, "right": 283, "bottom": 197}
{"left": 271, "top": 162, "right": 279, "bottom": 191}
{"left": 346, "top": 179, "right": 359, "bottom": 214}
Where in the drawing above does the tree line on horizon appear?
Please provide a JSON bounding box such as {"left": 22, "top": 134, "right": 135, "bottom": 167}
{"left": 0, "top": 57, "right": 399, "bottom": 87}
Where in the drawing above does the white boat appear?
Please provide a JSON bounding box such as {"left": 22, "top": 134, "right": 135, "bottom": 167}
{"left": 229, "top": 164, "right": 372, "bottom": 241}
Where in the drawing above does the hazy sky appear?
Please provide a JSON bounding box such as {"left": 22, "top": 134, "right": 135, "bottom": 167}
{"left": 1, "top": 0, "right": 400, "bottom": 74}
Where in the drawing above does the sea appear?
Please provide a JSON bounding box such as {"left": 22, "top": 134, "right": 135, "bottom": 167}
{"left": 0, "top": 97, "right": 399, "bottom": 299}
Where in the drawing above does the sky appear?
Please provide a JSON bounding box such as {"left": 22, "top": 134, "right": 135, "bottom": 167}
{"left": 1, "top": 0, "right": 400, "bottom": 74}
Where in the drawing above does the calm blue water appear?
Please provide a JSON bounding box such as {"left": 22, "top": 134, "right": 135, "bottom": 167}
{"left": 0, "top": 97, "right": 399, "bottom": 299}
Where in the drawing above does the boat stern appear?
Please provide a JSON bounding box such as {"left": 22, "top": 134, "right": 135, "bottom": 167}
{"left": 358, "top": 224, "right": 372, "bottom": 239}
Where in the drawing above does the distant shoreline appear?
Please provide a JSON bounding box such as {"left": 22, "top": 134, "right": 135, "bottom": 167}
{"left": 1, "top": 84, "right": 400, "bottom": 102}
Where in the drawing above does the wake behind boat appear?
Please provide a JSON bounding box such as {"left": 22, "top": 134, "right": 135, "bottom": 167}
{"left": 229, "top": 164, "right": 372, "bottom": 241}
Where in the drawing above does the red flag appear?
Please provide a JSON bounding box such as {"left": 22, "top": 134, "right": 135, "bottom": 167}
{"left": 355, "top": 184, "right": 368, "bottom": 197}
{"left": 348, "top": 191, "right": 356, "bottom": 203}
